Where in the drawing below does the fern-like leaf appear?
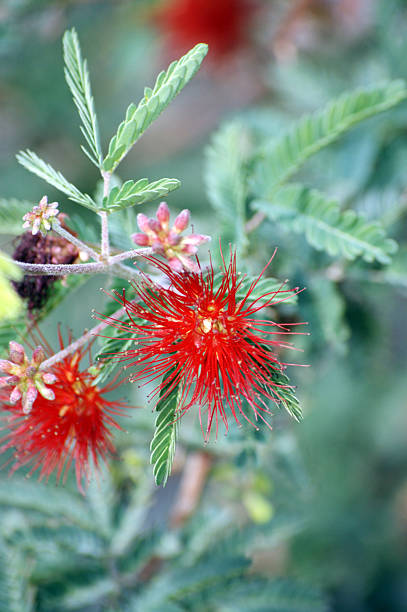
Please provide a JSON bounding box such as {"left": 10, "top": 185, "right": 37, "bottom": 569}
{"left": 218, "top": 578, "right": 328, "bottom": 612}
{"left": 267, "top": 367, "right": 302, "bottom": 422}
{"left": 102, "top": 177, "right": 181, "bottom": 212}
{"left": 0, "top": 479, "right": 95, "bottom": 532}
{"left": 253, "top": 184, "right": 397, "bottom": 263}
{"left": 254, "top": 80, "right": 407, "bottom": 196}
{"left": 311, "top": 277, "right": 350, "bottom": 353}
{"left": 103, "top": 43, "right": 208, "bottom": 172}
{"left": 63, "top": 29, "right": 103, "bottom": 168}
{"left": 234, "top": 274, "right": 298, "bottom": 306}
{"left": 16, "top": 150, "right": 97, "bottom": 211}
{"left": 150, "top": 371, "right": 181, "bottom": 486}
{"left": 205, "top": 122, "right": 250, "bottom": 252}
{"left": 0, "top": 199, "right": 33, "bottom": 235}
{"left": 94, "top": 323, "right": 134, "bottom": 386}
{"left": 0, "top": 540, "right": 34, "bottom": 612}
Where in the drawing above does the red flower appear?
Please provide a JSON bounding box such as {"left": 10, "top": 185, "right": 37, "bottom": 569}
{"left": 154, "top": 0, "right": 257, "bottom": 60}
{"left": 0, "top": 333, "right": 128, "bottom": 492}
{"left": 103, "top": 251, "right": 304, "bottom": 439}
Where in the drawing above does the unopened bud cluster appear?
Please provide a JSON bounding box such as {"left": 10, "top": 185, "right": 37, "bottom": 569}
{"left": 22, "top": 196, "right": 59, "bottom": 237}
{"left": 132, "top": 202, "right": 210, "bottom": 271}
{"left": 0, "top": 341, "right": 56, "bottom": 414}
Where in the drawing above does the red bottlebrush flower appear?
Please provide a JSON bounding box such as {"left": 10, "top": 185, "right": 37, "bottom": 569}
{"left": 102, "top": 250, "right": 305, "bottom": 439}
{"left": 0, "top": 333, "right": 128, "bottom": 493}
{"left": 153, "top": 0, "right": 258, "bottom": 60}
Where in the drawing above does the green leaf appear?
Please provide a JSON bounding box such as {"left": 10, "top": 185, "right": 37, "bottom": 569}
{"left": 311, "top": 277, "right": 350, "bottom": 354}
{"left": 0, "top": 479, "right": 95, "bottom": 532}
{"left": 218, "top": 578, "right": 328, "bottom": 612}
{"left": 253, "top": 184, "right": 398, "bottom": 264}
{"left": 132, "top": 554, "right": 249, "bottom": 611}
{"left": 58, "top": 578, "right": 117, "bottom": 610}
{"left": 0, "top": 253, "right": 23, "bottom": 324}
{"left": 254, "top": 80, "right": 407, "bottom": 197}
{"left": 103, "top": 43, "right": 208, "bottom": 172}
{"left": 0, "top": 198, "right": 33, "bottom": 235}
{"left": 213, "top": 270, "right": 298, "bottom": 306}
{"left": 94, "top": 321, "right": 134, "bottom": 386}
{"left": 235, "top": 274, "right": 298, "bottom": 306}
{"left": 150, "top": 371, "right": 181, "bottom": 486}
{"left": 63, "top": 28, "right": 103, "bottom": 168}
{"left": 205, "top": 122, "right": 250, "bottom": 252}
{"left": 0, "top": 540, "right": 34, "bottom": 612}
{"left": 102, "top": 177, "right": 181, "bottom": 212}
{"left": 267, "top": 367, "right": 302, "bottom": 422}
{"left": 16, "top": 150, "right": 97, "bottom": 211}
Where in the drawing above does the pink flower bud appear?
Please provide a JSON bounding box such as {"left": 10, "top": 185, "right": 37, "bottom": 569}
{"left": 23, "top": 385, "right": 38, "bottom": 414}
{"left": 182, "top": 244, "right": 199, "bottom": 255}
{"left": 156, "top": 202, "right": 170, "bottom": 228}
{"left": 131, "top": 233, "right": 150, "bottom": 246}
{"left": 137, "top": 213, "right": 151, "bottom": 234}
{"left": 168, "top": 257, "right": 184, "bottom": 272}
{"left": 32, "top": 346, "right": 46, "bottom": 365}
{"left": 148, "top": 219, "right": 161, "bottom": 234}
{"left": 4, "top": 376, "right": 20, "bottom": 386}
{"left": 0, "top": 359, "right": 15, "bottom": 374}
{"left": 36, "top": 382, "right": 55, "bottom": 401}
{"left": 9, "top": 387, "right": 22, "bottom": 404}
{"left": 9, "top": 341, "right": 25, "bottom": 365}
{"left": 32, "top": 218, "right": 41, "bottom": 235}
{"left": 42, "top": 372, "right": 57, "bottom": 385}
{"left": 173, "top": 209, "right": 190, "bottom": 233}
{"left": 182, "top": 234, "right": 211, "bottom": 247}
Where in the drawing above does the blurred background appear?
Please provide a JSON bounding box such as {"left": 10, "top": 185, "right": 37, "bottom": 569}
{"left": 0, "top": 1, "right": 407, "bottom": 610}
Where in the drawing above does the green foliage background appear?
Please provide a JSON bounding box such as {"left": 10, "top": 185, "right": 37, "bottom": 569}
{"left": 0, "top": 1, "right": 407, "bottom": 610}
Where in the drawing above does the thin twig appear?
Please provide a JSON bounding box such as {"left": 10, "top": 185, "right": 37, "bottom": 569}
{"left": 109, "top": 247, "right": 152, "bottom": 264}
{"left": 99, "top": 170, "right": 111, "bottom": 260}
{"left": 245, "top": 211, "right": 266, "bottom": 234}
{"left": 13, "top": 256, "right": 146, "bottom": 281}
{"left": 53, "top": 222, "right": 100, "bottom": 261}
{"left": 39, "top": 306, "right": 126, "bottom": 370}
{"left": 170, "top": 451, "right": 213, "bottom": 528}
{"left": 14, "top": 261, "right": 106, "bottom": 276}
{"left": 99, "top": 211, "right": 110, "bottom": 260}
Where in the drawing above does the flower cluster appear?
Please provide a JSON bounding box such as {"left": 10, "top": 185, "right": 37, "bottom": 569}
{"left": 0, "top": 335, "right": 129, "bottom": 492}
{"left": 103, "top": 250, "right": 303, "bottom": 438}
{"left": 0, "top": 341, "right": 56, "bottom": 414}
{"left": 22, "top": 196, "right": 59, "bottom": 236}
{"left": 132, "top": 202, "right": 210, "bottom": 272}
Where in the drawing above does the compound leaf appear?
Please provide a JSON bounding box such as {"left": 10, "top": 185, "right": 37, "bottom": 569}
{"left": 102, "top": 177, "right": 181, "bottom": 212}
{"left": 103, "top": 43, "right": 208, "bottom": 172}
{"left": 0, "top": 199, "right": 33, "bottom": 235}
{"left": 63, "top": 28, "right": 103, "bottom": 168}
{"left": 205, "top": 122, "right": 250, "bottom": 252}
{"left": 150, "top": 371, "right": 181, "bottom": 486}
{"left": 254, "top": 80, "right": 407, "bottom": 197}
{"left": 17, "top": 150, "right": 97, "bottom": 211}
{"left": 253, "top": 184, "right": 397, "bottom": 264}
